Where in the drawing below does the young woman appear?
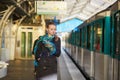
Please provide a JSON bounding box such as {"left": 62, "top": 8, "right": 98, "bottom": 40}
{"left": 34, "top": 22, "right": 61, "bottom": 80}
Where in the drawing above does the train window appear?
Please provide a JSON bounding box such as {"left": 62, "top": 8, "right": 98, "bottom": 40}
{"left": 87, "top": 25, "right": 91, "bottom": 49}
{"left": 79, "top": 29, "right": 82, "bottom": 47}
{"left": 71, "top": 31, "right": 76, "bottom": 45}
{"left": 115, "top": 12, "right": 120, "bottom": 55}
{"left": 75, "top": 29, "right": 80, "bottom": 46}
{"left": 70, "top": 32, "right": 73, "bottom": 44}
{"left": 72, "top": 32, "right": 75, "bottom": 45}
{"left": 78, "top": 30, "right": 80, "bottom": 46}
{"left": 94, "top": 24, "right": 102, "bottom": 52}
{"left": 82, "top": 27, "right": 87, "bottom": 48}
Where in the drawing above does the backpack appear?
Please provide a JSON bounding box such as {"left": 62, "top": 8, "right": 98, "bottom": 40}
{"left": 33, "top": 37, "right": 42, "bottom": 55}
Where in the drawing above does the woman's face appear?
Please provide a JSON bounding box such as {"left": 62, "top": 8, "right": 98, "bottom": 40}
{"left": 47, "top": 24, "right": 56, "bottom": 36}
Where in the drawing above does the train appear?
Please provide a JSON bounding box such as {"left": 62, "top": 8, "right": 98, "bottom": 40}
{"left": 64, "top": 1, "right": 120, "bottom": 80}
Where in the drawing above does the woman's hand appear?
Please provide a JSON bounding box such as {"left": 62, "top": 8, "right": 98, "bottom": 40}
{"left": 54, "top": 35, "right": 59, "bottom": 41}
{"left": 37, "top": 58, "right": 40, "bottom": 61}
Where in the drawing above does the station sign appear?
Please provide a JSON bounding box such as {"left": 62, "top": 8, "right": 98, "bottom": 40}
{"left": 35, "top": 1, "right": 67, "bottom": 15}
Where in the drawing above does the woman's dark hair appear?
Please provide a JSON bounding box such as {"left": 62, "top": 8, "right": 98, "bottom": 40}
{"left": 46, "top": 22, "right": 56, "bottom": 28}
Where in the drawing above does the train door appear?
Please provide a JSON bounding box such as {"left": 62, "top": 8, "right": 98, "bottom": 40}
{"left": 114, "top": 11, "right": 120, "bottom": 80}
{"left": 112, "top": 10, "right": 120, "bottom": 80}
{"left": 21, "top": 30, "right": 32, "bottom": 59}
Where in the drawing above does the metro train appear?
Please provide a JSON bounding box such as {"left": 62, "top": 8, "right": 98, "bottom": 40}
{"left": 64, "top": 1, "right": 120, "bottom": 80}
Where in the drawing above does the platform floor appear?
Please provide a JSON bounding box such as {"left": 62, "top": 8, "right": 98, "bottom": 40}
{"left": 0, "top": 48, "right": 86, "bottom": 80}
{"left": 0, "top": 60, "right": 35, "bottom": 80}
{"left": 0, "top": 59, "right": 57, "bottom": 80}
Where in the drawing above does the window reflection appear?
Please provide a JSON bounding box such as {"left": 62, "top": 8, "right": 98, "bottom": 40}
{"left": 94, "top": 24, "right": 102, "bottom": 52}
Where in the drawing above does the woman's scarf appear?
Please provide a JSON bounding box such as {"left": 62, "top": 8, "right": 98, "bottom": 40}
{"left": 34, "top": 34, "right": 56, "bottom": 56}
{"left": 40, "top": 34, "right": 56, "bottom": 55}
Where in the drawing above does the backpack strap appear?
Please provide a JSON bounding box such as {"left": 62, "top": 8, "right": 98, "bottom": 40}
{"left": 33, "top": 36, "right": 43, "bottom": 55}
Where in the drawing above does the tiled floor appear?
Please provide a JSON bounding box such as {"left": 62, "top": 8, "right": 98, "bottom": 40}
{"left": 0, "top": 60, "right": 35, "bottom": 80}
{"left": 0, "top": 59, "right": 58, "bottom": 80}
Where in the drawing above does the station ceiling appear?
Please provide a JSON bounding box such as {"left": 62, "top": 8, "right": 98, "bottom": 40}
{"left": 60, "top": 0, "right": 117, "bottom": 22}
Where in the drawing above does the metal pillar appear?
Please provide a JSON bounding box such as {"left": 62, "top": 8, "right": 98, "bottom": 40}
{"left": 0, "top": 6, "right": 16, "bottom": 35}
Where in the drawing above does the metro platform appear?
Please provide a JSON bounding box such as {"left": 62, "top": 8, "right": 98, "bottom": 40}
{"left": 0, "top": 47, "right": 86, "bottom": 80}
